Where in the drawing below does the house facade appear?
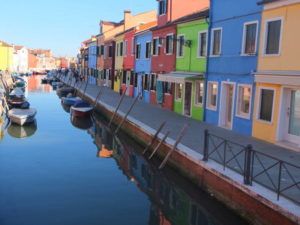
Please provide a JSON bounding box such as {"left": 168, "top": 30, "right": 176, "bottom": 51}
{"left": 252, "top": 0, "right": 300, "bottom": 150}
{"left": 172, "top": 10, "right": 209, "bottom": 121}
{"left": 134, "top": 22, "right": 156, "bottom": 103}
{"left": 87, "top": 37, "right": 98, "bottom": 84}
{"left": 114, "top": 33, "right": 125, "bottom": 93}
{"left": 205, "top": 0, "right": 262, "bottom": 135}
{"left": 0, "top": 41, "right": 13, "bottom": 72}
{"left": 13, "top": 46, "right": 28, "bottom": 73}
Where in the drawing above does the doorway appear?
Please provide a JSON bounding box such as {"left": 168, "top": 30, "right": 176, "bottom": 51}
{"left": 220, "top": 82, "right": 235, "bottom": 129}
{"left": 184, "top": 82, "right": 192, "bottom": 117}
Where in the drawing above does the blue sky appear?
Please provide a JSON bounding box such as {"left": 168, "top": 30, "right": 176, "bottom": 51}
{"left": 0, "top": 0, "right": 157, "bottom": 57}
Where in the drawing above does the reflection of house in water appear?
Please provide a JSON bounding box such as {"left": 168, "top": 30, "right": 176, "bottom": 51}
{"left": 88, "top": 118, "right": 113, "bottom": 158}
{"left": 28, "top": 75, "right": 51, "bottom": 92}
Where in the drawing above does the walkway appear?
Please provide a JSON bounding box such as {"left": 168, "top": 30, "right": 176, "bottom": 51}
{"left": 59, "top": 74, "right": 300, "bottom": 218}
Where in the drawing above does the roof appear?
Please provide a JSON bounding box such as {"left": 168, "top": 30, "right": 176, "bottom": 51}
{"left": 0, "top": 40, "right": 12, "bottom": 47}
{"left": 135, "top": 21, "right": 157, "bottom": 34}
{"left": 14, "top": 45, "right": 24, "bottom": 50}
{"left": 101, "top": 20, "right": 124, "bottom": 27}
{"left": 115, "top": 27, "right": 135, "bottom": 37}
{"left": 172, "top": 8, "right": 209, "bottom": 24}
{"left": 257, "top": 0, "right": 280, "bottom": 5}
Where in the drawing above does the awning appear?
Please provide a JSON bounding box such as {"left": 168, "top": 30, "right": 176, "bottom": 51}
{"left": 157, "top": 71, "right": 204, "bottom": 84}
{"left": 255, "top": 70, "right": 300, "bottom": 86}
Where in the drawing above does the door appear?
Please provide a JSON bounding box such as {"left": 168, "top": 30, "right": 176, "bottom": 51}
{"left": 184, "top": 82, "right": 192, "bottom": 116}
{"left": 125, "top": 71, "right": 131, "bottom": 95}
{"left": 220, "top": 83, "right": 234, "bottom": 129}
{"left": 105, "top": 69, "right": 110, "bottom": 86}
{"left": 285, "top": 89, "right": 300, "bottom": 145}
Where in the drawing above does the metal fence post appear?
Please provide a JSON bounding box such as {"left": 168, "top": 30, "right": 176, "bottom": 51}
{"left": 202, "top": 129, "right": 209, "bottom": 161}
{"left": 244, "top": 144, "right": 253, "bottom": 185}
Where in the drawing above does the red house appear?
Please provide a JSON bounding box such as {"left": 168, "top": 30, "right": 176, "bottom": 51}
{"left": 150, "top": 0, "right": 209, "bottom": 110}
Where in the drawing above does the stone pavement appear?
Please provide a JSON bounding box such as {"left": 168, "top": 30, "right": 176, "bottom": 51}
{"left": 59, "top": 74, "right": 300, "bottom": 213}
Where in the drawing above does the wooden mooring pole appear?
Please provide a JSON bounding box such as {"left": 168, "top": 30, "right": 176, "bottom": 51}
{"left": 142, "top": 121, "right": 166, "bottom": 155}
{"left": 114, "top": 95, "right": 139, "bottom": 134}
{"left": 158, "top": 123, "right": 189, "bottom": 170}
{"left": 148, "top": 131, "right": 170, "bottom": 160}
{"left": 108, "top": 87, "right": 127, "bottom": 127}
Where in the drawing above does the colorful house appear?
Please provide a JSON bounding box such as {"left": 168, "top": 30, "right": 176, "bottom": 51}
{"left": 159, "top": 10, "right": 209, "bottom": 120}
{"left": 252, "top": 0, "right": 300, "bottom": 150}
{"left": 13, "top": 46, "right": 28, "bottom": 73}
{"left": 152, "top": 0, "right": 209, "bottom": 111}
{"left": 0, "top": 41, "right": 13, "bottom": 72}
{"left": 205, "top": 0, "right": 262, "bottom": 135}
{"left": 134, "top": 22, "right": 157, "bottom": 103}
{"left": 121, "top": 28, "right": 135, "bottom": 97}
{"left": 87, "top": 36, "right": 98, "bottom": 84}
{"left": 114, "top": 33, "right": 125, "bottom": 93}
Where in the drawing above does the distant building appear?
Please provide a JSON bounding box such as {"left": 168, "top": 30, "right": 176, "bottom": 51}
{"left": 13, "top": 46, "right": 29, "bottom": 73}
{"left": 0, "top": 41, "right": 14, "bottom": 72}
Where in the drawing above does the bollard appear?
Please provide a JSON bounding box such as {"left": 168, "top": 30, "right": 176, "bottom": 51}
{"left": 244, "top": 144, "right": 253, "bottom": 185}
{"left": 202, "top": 129, "right": 209, "bottom": 161}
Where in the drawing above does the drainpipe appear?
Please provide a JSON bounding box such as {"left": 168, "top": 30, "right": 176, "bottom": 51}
{"left": 204, "top": 3, "right": 212, "bottom": 122}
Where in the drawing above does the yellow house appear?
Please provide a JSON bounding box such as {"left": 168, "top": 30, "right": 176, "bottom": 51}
{"left": 253, "top": 0, "right": 300, "bottom": 151}
{"left": 0, "top": 41, "right": 13, "bottom": 72}
{"left": 113, "top": 34, "right": 125, "bottom": 92}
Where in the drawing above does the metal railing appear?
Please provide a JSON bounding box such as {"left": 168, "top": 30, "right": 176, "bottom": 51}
{"left": 203, "top": 129, "right": 300, "bottom": 205}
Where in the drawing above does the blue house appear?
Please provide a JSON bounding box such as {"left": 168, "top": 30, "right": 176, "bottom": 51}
{"left": 134, "top": 26, "right": 154, "bottom": 103}
{"left": 205, "top": 0, "right": 262, "bottom": 135}
{"left": 87, "top": 39, "right": 98, "bottom": 84}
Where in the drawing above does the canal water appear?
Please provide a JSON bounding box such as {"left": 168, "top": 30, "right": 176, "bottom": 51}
{"left": 0, "top": 76, "right": 249, "bottom": 225}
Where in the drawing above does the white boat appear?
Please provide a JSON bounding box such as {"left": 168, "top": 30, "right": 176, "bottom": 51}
{"left": 8, "top": 108, "right": 37, "bottom": 126}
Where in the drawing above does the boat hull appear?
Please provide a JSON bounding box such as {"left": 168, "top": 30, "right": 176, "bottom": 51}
{"left": 70, "top": 107, "right": 93, "bottom": 117}
{"left": 8, "top": 109, "right": 37, "bottom": 126}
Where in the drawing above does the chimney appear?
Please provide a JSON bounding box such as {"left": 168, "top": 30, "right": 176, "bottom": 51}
{"left": 124, "top": 10, "right": 131, "bottom": 30}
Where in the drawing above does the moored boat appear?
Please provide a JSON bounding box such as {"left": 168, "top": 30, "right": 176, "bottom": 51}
{"left": 7, "top": 88, "right": 28, "bottom": 108}
{"left": 61, "top": 96, "right": 81, "bottom": 106}
{"left": 8, "top": 108, "right": 37, "bottom": 126}
{"left": 70, "top": 100, "right": 93, "bottom": 117}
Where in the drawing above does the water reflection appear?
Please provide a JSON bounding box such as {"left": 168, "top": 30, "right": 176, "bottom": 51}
{"left": 70, "top": 115, "right": 92, "bottom": 130}
{"left": 27, "top": 75, "right": 51, "bottom": 93}
{"left": 61, "top": 102, "right": 71, "bottom": 113}
{"left": 8, "top": 120, "right": 37, "bottom": 139}
{"left": 90, "top": 113, "right": 249, "bottom": 225}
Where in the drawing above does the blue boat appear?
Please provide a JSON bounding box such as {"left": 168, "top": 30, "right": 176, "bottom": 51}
{"left": 61, "top": 97, "right": 81, "bottom": 106}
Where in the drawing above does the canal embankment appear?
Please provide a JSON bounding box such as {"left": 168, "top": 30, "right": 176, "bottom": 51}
{"left": 58, "top": 73, "right": 300, "bottom": 225}
{"left": 0, "top": 72, "right": 14, "bottom": 115}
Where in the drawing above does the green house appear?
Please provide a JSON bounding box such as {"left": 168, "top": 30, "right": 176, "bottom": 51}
{"left": 171, "top": 10, "right": 209, "bottom": 120}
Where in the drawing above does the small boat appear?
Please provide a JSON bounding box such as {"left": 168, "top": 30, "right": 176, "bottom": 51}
{"left": 61, "top": 96, "right": 81, "bottom": 106}
{"left": 8, "top": 108, "right": 37, "bottom": 126}
{"left": 71, "top": 115, "right": 92, "bottom": 130}
{"left": 14, "top": 80, "right": 26, "bottom": 88}
{"left": 70, "top": 100, "right": 93, "bottom": 117}
{"left": 7, "top": 88, "right": 27, "bottom": 108}
{"left": 57, "top": 87, "right": 74, "bottom": 97}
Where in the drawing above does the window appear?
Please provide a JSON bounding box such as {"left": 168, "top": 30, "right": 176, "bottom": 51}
{"left": 103, "top": 46, "right": 107, "bottom": 59}
{"left": 264, "top": 18, "right": 282, "bottom": 55}
{"left": 207, "top": 82, "right": 218, "bottom": 110}
{"left": 177, "top": 35, "right": 184, "bottom": 57}
{"left": 150, "top": 74, "right": 156, "bottom": 90}
{"left": 195, "top": 80, "right": 204, "bottom": 106}
{"left": 100, "top": 45, "right": 105, "bottom": 56}
{"left": 108, "top": 45, "right": 113, "bottom": 57}
{"left": 122, "top": 71, "right": 126, "bottom": 84}
{"left": 130, "top": 71, "right": 134, "bottom": 85}
{"left": 145, "top": 42, "right": 151, "bottom": 59}
{"left": 236, "top": 84, "right": 252, "bottom": 118}
{"left": 211, "top": 28, "right": 222, "bottom": 56}
{"left": 119, "top": 42, "right": 123, "bottom": 56}
{"left": 152, "top": 38, "right": 159, "bottom": 56}
{"left": 198, "top": 31, "right": 207, "bottom": 57}
{"left": 158, "top": 0, "right": 167, "bottom": 15}
{"left": 242, "top": 22, "right": 258, "bottom": 55}
{"left": 116, "top": 43, "right": 119, "bottom": 57}
{"left": 136, "top": 44, "right": 141, "bottom": 59}
{"left": 165, "top": 34, "right": 173, "bottom": 55}
{"left": 131, "top": 38, "right": 135, "bottom": 56}
{"left": 175, "top": 83, "right": 182, "bottom": 101}
{"left": 134, "top": 73, "right": 138, "bottom": 87}
{"left": 258, "top": 88, "right": 274, "bottom": 122}
{"left": 143, "top": 74, "right": 149, "bottom": 90}
{"left": 124, "top": 40, "right": 128, "bottom": 56}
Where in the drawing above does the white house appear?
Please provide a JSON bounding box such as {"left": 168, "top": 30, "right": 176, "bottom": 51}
{"left": 13, "top": 46, "right": 28, "bottom": 73}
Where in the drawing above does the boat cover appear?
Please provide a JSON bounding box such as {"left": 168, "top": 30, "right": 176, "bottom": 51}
{"left": 73, "top": 100, "right": 90, "bottom": 108}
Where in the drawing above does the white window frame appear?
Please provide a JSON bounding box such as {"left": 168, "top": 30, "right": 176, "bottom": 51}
{"left": 158, "top": 0, "right": 167, "bottom": 16}
{"left": 152, "top": 37, "right": 159, "bottom": 56}
{"left": 145, "top": 41, "right": 151, "bottom": 59}
{"left": 175, "top": 83, "right": 182, "bottom": 102}
{"left": 176, "top": 34, "right": 185, "bottom": 58}
{"left": 194, "top": 80, "right": 204, "bottom": 106}
{"left": 241, "top": 21, "right": 259, "bottom": 56}
{"left": 124, "top": 40, "right": 128, "bottom": 57}
{"left": 210, "top": 28, "right": 222, "bottom": 57}
{"left": 262, "top": 17, "right": 284, "bottom": 57}
{"left": 256, "top": 87, "right": 276, "bottom": 124}
{"left": 197, "top": 31, "right": 208, "bottom": 58}
{"left": 206, "top": 81, "right": 218, "bottom": 111}
{"left": 235, "top": 84, "right": 252, "bottom": 119}
{"left": 165, "top": 33, "right": 174, "bottom": 55}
